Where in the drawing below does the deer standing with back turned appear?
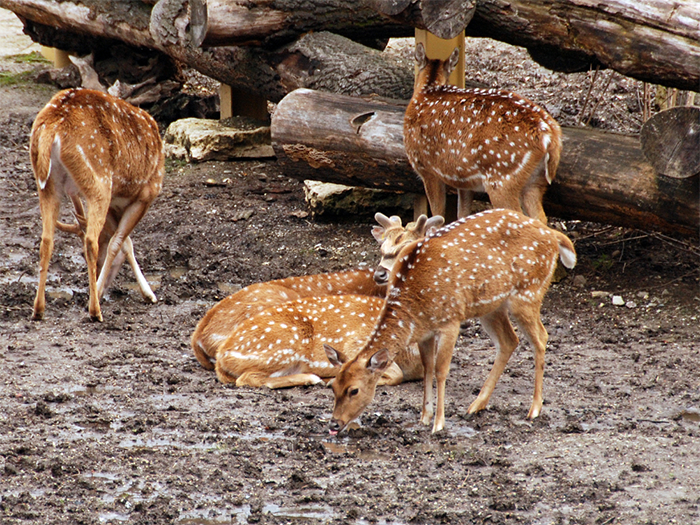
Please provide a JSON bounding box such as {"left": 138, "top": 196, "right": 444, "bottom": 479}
{"left": 325, "top": 209, "right": 576, "bottom": 434}
{"left": 30, "top": 86, "right": 164, "bottom": 321}
{"left": 404, "top": 43, "right": 562, "bottom": 222}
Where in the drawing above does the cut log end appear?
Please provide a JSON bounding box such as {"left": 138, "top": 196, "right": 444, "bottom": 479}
{"left": 641, "top": 106, "right": 700, "bottom": 179}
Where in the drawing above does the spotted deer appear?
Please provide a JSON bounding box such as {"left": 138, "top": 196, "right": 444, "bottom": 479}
{"left": 47, "top": 55, "right": 158, "bottom": 306}
{"left": 30, "top": 87, "right": 164, "bottom": 321}
{"left": 325, "top": 209, "right": 577, "bottom": 434}
{"left": 404, "top": 43, "right": 562, "bottom": 223}
{"left": 192, "top": 269, "right": 386, "bottom": 370}
{"left": 215, "top": 294, "right": 424, "bottom": 388}
{"left": 191, "top": 213, "right": 444, "bottom": 370}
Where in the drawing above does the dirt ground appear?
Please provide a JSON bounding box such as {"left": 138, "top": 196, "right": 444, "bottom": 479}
{"left": 1, "top": 13, "right": 699, "bottom": 524}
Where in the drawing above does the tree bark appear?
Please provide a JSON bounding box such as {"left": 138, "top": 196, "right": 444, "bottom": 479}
{"left": 2, "top": 0, "right": 416, "bottom": 103}
{"left": 640, "top": 106, "right": 700, "bottom": 179}
{"left": 271, "top": 89, "right": 699, "bottom": 238}
{"left": 466, "top": 0, "right": 700, "bottom": 90}
{"left": 4, "top": 0, "right": 700, "bottom": 92}
{"left": 368, "top": 0, "right": 476, "bottom": 40}
{"left": 189, "top": 0, "right": 412, "bottom": 48}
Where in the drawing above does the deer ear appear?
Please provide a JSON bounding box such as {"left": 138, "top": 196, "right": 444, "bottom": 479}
{"left": 415, "top": 43, "right": 427, "bottom": 68}
{"left": 445, "top": 47, "right": 460, "bottom": 75}
{"left": 425, "top": 215, "right": 445, "bottom": 236}
{"left": 371, "top": 225, "right": 385, "bottom": 242}
{"left": 324, "top": 344, "right": 347, "bottom": 367}
{"left": 367, "top": 348, "right": 392, "bottom": 373}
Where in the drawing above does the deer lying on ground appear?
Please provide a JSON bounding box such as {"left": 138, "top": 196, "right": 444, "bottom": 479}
{"left": 404, "top": 43, "right": 562, "bottom": 223}
{"left": 325, "top": 209, "right": 577, "bottom": 434}
{"left": 30, "top": 86, "right": 164, "bottom": 321}
{"left": 191, "top": 213, "right": 444, "bottom": 370}
{"left": 215, "top": 294, "right": 424, "bottom": 388}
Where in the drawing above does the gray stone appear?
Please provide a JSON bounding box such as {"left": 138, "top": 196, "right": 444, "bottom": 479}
{"left": 303, "top": 180, "right": 413, "bottom": 217}
{"left": 164, "top": 117, "right": 274, "bottom": 162}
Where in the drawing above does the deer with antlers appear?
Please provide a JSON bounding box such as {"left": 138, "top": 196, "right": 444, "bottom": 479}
{"left": 191, "top": 213, "right": 444, "bottom": 370}
{"left": 215, "top": 294, "right": 424, "bottom": 388}
{"left": 325, "top": 209, "right": 576, "bottom": 434}
{"left": 30, "top": 86, "right": 164, "bottom": 321}
{"left": 404, "top": 43, "right": 562, "bottom": 223}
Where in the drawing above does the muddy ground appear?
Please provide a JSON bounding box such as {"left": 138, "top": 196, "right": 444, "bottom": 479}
{"left": 1, "top": 20, "right": 699, "bottom": 525}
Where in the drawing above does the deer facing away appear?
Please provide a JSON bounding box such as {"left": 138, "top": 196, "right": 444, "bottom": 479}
{"left": 404, "top": 43, "right": 562, "bottom": 222}
{"left": 215, "top": 294, "right": 424, "bottom": 388}
{"left": 325, "top": 209, "right": 576, "bottom": 434}
{"left": 191, "top": 212, "right": 444, "bottom": 370}
{"left": 30, "top": 87, "right": 164, "bottom": 321}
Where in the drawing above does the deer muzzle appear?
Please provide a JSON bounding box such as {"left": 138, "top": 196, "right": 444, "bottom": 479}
{"left": 373, "top": 266, "right": 390, "bottom": 285}
{"left": 328, "top": 418, "right": 346, "bottom": 436}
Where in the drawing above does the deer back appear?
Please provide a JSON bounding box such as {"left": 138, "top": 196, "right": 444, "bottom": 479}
{"left": 31, "top": 88, "right": 164, "bottom": 201}
{"left": 191, "top": 269, "right": 386, "bottom": 369}
{"left": 216, "top": 294, "right": 385, "bottom": 382}
{"left": 386, "top": 209, "right": 575, "bottom": 324}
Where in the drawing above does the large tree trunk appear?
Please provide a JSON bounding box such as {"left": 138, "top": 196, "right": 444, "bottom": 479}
{"left": 271, "top": 89, "right": 699, "bottom": 239}
{"left": 4, "top": 0, "right": 415, "bottom": 103}
{"left": 467, "top": 0, "right": 700, "bottom": 90}
{"left": 187, "top": 0, "right": 411, "bottom": 48}
{"left": 368, "top": 0, "right": 476, "bottom": 40}
{"left": 3, "top": 0, "right": 700, "bottom": 92}
{"left": 369, "top": 0, "right": 700, "bottom": 90}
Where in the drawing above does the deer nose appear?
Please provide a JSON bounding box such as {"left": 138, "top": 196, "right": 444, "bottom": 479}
{"left": 328, "top": 418, "right": 344, "bottom": 436}
{"left": 373, "top": 267, "right": 389, "bottom": 284}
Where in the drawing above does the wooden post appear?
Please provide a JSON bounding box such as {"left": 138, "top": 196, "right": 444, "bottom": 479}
{"left": 40, "top": 47, "right": 70, "bottom": 68}
{"left": 411, "top": 30, "right": 465, "bottom": 221}
{"left": 219, "top": 84, "right": 269, "bottom": 121}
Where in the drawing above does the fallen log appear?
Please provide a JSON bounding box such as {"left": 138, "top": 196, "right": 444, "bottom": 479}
{"left": 2, "top": 0, "right": 415, "bottom": 103}
{"left": 187, "top": 0, "right": 411, "bottom": 48}
{"left": 368, "top": 0, "right": 476, "bottom": 40}
{"left": 271, "top": 89, "right": 699, "bottom": 238}
{"left": 640, "top": 106, "right": 700, "bottom": 179}
{"left": 366, "top": 0, "right": 700, "bottom": 89}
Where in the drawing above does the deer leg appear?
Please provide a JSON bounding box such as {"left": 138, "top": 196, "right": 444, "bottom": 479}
{"left": 432, "top": 323, "right": 461, "bottom": 433}
{"left": 32, "top": 193, "right": 60, "bottom": 320}
{"left": 487, "top": 188, "right": 524, "bottom": 216}
{"left": 377, "top": 362, "right": 406, "bottom": 386}
{"left": 96, "top": 201, "right": 149, "bottom": 300}
{"left": 84, "top": 199, "right": 109, "bottom": 322}
{"left": 233, "top": 371, "right": 324, "bottom": 389}
{"left": 120, "top": 236, "right": 157, "bottom": 303}
{"left": 418, "top": 335, "right": 436, "bottom": 426}
{"left": 420, "top": 176, "right": 447, "bottom": 218}
{"left": 215, "top": 359, "right": 238, "bottom": 384}
{"left": 521, "top": 167, "right": 550, "bottom": 224}
{"left": 511, "top": 300, "right": 549, "bottom": 418}
{"left": 456, "top": 188, "right": 475, "bottom": 218}
{"left": 468, "top": 307, "right": 519, "bottom": 415}
{"left": 192, "top": 335, "right": 216, "bottom": 370}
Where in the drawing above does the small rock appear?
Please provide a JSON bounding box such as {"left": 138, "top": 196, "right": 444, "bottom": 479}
{"left": 612, "top": 295, "right": 625, "bottom": 306}
{"left": 573, "top": 275, "right": 587, "bottom": 287}
{"left": 680, "top": 408, "right": 700, "bottom": 422}
{"left": 626, "top": 301, "right": 637, "bottom": 308}
{"left": 591, "top": 291, "right": 609, "bottom": 298}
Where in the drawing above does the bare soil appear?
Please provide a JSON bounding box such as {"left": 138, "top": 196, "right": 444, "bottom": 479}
{"left": 1, "top": 31, "right": 699, "bottom": 525}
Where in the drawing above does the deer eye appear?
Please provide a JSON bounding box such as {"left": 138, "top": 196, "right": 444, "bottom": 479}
{"left": 348, "top": 388, "right": 359, "bottom": 397}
